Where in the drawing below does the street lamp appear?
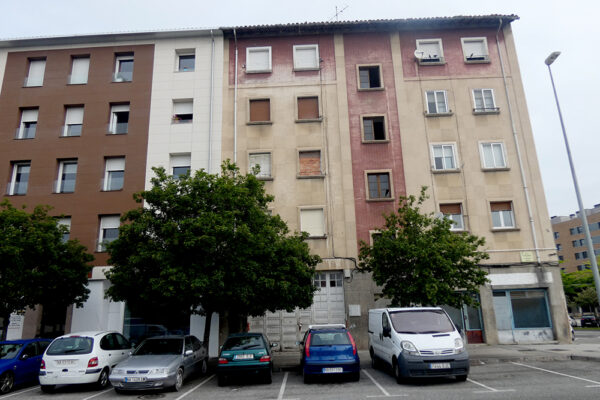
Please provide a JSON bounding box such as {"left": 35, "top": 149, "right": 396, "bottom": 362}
{"left": 545, "top": 51, "right": 600, "bottom": 309}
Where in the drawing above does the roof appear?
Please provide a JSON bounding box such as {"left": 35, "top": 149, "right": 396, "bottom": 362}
{"left": 222, "top": 15, "right": 519, "bottom": 37}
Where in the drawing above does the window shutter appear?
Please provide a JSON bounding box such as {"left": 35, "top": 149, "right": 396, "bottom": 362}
{"left": 171, "top": 154, "right": 191, "bottom": 167}
{"left": 101, "top": 215, "right": 120, "bottom": 230}
{"left": 173, "top": 101, "right": 193, "bottom": 115}
{"left": 418, "top": 42, "right": 441, "bottom": 58}
{"left": 299, "top": 151, "right": 321, "bottom": 176}
{"left": 297, "top": 97, "right": 319, "bottom": 119}
{"left": 71, "top": 57, "right": 89, "bottom": 83}
{"left": 440, "top": 203, "right": 461, "bottom": 215}
{"left": 249, "top": 153, "right": 271, "bottom": 177}
{"left": 300, "top": 209, "right": 325, "bottom": 236}
{"left": 490, "top": 201, "right": 512, "bottom": 212}
{"left": 247, "top": 48, "right": 270, "bottom": 72}
{"left": 463, "top": 39, "right": 487, "bottom": 57}
{"left": 27, "top": 59, "right": 46, "bottom": 85}
{"left": 294, "top": 46, "right": 318, "bottom": 69}
{"left": 106, "top": 157, "right": 125, "bottom": 171}
{"left": 21, "top": 109, "right": 38, "bottom": 122}
{"left": 249, "top": 99, "right": 270, "bottom": 122}
{"left": 65, "top": 107, "right": 84, "bottom": 124}
{"left": 111, "top": 104, "right": 130, "bottom": 113}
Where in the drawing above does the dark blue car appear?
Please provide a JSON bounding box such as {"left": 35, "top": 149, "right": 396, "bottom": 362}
{"left": 300, "top": 324, "right": 360, "bottom": 383}
{"left": 0, "top": 338, "right": 52, "bottom": 394}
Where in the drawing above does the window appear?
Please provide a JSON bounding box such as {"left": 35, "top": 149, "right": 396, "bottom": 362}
{"left": 293, "top": 45, "right": 319, "bottom": 70}
{"left": 69, "top": 56, "right": 90, "bottom": 84}
{"left": 57, "top": 217, "right": 71, "bottom": 242}
{"left": 56, "top": 159, "right": 77, "bottom": 193}
{"left": 509, "top": 290, "right": 550, "bottom": 329}
{"left": 440, "top": 203, "right": 464, "bottom": 231}
{"left": 248, "top": 99, "right": 270, "bottom": 123}
{"left": 491, "top": 201, "right": 515, "bottom": 229}
{"left": 557, "top": 244, "right": 562, "bottom": 251}
{"left": 248, "top": 153, "right": 271, "bottom": 179}
{"left": 176, "top": 50, "right": 195, "bottom": 72}
{"left": 362, "top": 116, "right": 386, "bottom": 141}
{"left": 558, "top": 255, "right": 564, "bottom": 261}
{"left": 98, "top": 215, "right": 120, "bottom": 252}
{"left": 367, "top": 172, "right": 392, "bottom": 200}
{"left": 25, "top": 58, "right": 46, "bottom": 87}
{"left": 577, "top": 265, "right": 587, "bottom": 271}
{"left": 172, "top": 100, "right": 193, "bottom": 123}
{"left": 8, "top": 162, "right": 31, "bottom": 195}
{"left": 63, "top": 106, "right": 84, "bottom": 137}
{"left": 431, "top": 144, "right": 457, "bottom": 170}
{"left": 570, "top": 226, "right": 583, "bottom": 235}
{"left": 425, "top": 90, "right": 449, "bottom": 114}
{"left": 298, "top": 150, "right": 322, "bottom": 177}
{"left": 553, "top": 232, "right": 559, "bottom": 239}
{"left": 300, "top": 208, "right": 325, "bottom": 237}
{"left": 104, "top": 157, "right": 125, "bottom": 191}
{"left": 170, "top": 154, "right": 191, "bottom": 178}
{"left": 573, "top": 239, "right": 585, "bottom": 247}
{"left": 329, "top": 272, "right": 343, "bottom": 287}
{"left": 461, "top": 37, "right": 489, "bottom": 63}
{"left": 480, "top": 142, "right": 506, "bottom": 169}
{"left": 246, "top": 47, "right": 272, "bottom": 73}
{"left": 17, "top": 108, "right": 38, "bottom": 139}
{"left": 109, "top": 104, "right": 129, "bottom": 134}
{"left": 370, "top": 231, "right": 383, "bottom": 245}
{"left": 357, "top": 65, "right": 382, "bottom": 89}
{"left": 575, "top": 251, "right": 588, "bottom": 260}
{"left": 297, "top": 96, "right": 320, "bottom": 121}
{"left": 114, "top": 53, "right": 134, "bottom": 82}
{"left": 473, "top": 89, "right": 498, "bottom": 113}
{"left": 314, "top": 273, "right": 327, "bottom": 288}
{"left": 416, "top": 39, "right": 444, "bottom": 64}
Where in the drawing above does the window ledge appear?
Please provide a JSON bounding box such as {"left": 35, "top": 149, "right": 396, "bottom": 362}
{"left": 425, "top": 111, "right": 454, "bottom": 117}
{"left": 418, "top": 59, "right": 446, "bottom": 66}
{"left": 14, "top": 137, "right": 35, "bottom": 141}
{"left": 295, "top": 118, "right": 323, "bottom": 123}
{"left": 307, "top": 235, "right": 327, "bottom": 240}
{"left": 432, "top": 168, "right": 461, "bottom": 174}
{"left": 111, "top": 80, "right": 132, "bottom": 83}
{"left": 106, "top": 132, "right": 128, "bottom": 136}
{"left": 366, "top": 197, "right": 395, "bottom": 202}
{"left": 473, "top": 108, "right": 500, "bottom": 115}
{"left": 5, "top": 193, "right": 26, "bottom": 196}
{"left": 246, "top": 69, "right": 272, "bottom": 74}
{"left": 450, "top": 229, "right": 468, "bottom": 233}
{"left": 297, "top": 174, "right": 325, "bottom": 179}
{"left": 247, "top": 121, "right": 273, "bottom": 126}
{"left": 100, "top": 189, "right": 124, "bottom": 192}
{"left": 54, "top": 191, "right": 75, "bottom": 195}
{"left": 465, "top": 58, "right": 490, "bottom": 64}
{"left": 174, "top": 70, "right": 195, "bottom": 73}
{"left": 67, "top": 82, "right": 87, "bottom": 86}
{"left": 362, "top": 139, "right": 390, "bottom": 144}
{"left": 293, "top": 67, "right": 320, "bottom": 72}
{"left": 256, "top": 176, "right": 274, "bottom": 181}
{"left": 171, "top": 120, "right": 194, "bottom": 125}
{"left": 491, "top": 227, "right": 520, "bottom": 233}
{"left": 481, "top": 167, "right": 510, "bottom": 172}
{"left": 23, "top": 84, "right": 42, "bottom": 88}
{"left": 358, "top": 87, "right": 385, "bottom": 92}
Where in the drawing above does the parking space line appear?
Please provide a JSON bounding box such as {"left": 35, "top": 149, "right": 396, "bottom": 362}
{"left": 82, "top": 388, "right": 113, "bottom": 400}
{"left": 174, "top": 374, "right": 215, "bottom": 400}
{"left": 468, "top": 377, "right": 515, "bottom": 394}
{"left": 511, "top": 362, "right": 600, "bottom": 386}
{"left": 277, "top": 372, "right": 288, "bottom": 400}
{"left": 363, "top": 370, "right": 407, "bottom": 397}
{"left": 0, "top": 386, "right": 39, "bottom": 398}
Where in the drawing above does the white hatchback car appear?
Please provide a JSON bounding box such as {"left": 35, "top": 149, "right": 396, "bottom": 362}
{"left": 39, "top": 331, "right": 132, "bottom": 393}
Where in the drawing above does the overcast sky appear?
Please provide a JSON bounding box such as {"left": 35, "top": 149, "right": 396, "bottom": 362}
{"left": 1, "top": 0, "right": 597, "bottom": 217}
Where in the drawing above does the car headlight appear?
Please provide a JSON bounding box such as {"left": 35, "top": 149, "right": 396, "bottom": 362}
{"left": 401, "top": 341, "right": 419, "bottom": 356}
{"left": 454, "top": 338, "right": 465, "bottom": 354}
{"left": 150, "top": 368, "right": 170, "bottom": 375}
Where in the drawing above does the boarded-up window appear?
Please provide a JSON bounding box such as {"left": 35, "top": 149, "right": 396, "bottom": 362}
{"left": 249, "top": 99, "right": 270, "bottom": 122}
{"left": 298, "top": 97, "right": 319, "bottom": 120}
{"left": 299, "top": 151, "right": 321, "bottom": 176}
{"left": 300, "top": 209, "right": 325, "bottom": 237}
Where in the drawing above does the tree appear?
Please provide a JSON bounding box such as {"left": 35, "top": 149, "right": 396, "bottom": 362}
{"left": 105, "top": 161, "right": 320, "bottom": 347}
{"left": 575, "top": 287, "right": 599, "bottom": 311}
{"left": 561, "top": 269, "right": 595, "bottom": 303}
{"left": 0, "top": 201, "right": 93, "bottom": 340}
{"left": 358, "top": 187, "right": 489, "bottom": 308}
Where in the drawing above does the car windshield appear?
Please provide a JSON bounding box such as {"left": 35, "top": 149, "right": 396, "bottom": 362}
{"left": 389, "top": 310, "right": 455, "bottom": 334}
{"left": 47, "top": 337, "right": 93, "bottom": 355}
{"left": 0, "top": 343, "right": 23, "bottom": 359}
{"left": 310, "top": 332, "right": 350, "bottom": 346}
{"left": 134, "top": 338, "right": 183, "bottom": 355}
{"left": 222, "top": 336, "right": 265, "bottom": 350}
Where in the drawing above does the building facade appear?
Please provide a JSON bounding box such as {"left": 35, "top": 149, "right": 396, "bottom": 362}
{"left": 552, "top": 205, "right": 600, "bottom": 273}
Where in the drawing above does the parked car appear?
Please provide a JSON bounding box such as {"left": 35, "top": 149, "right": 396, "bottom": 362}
{"left": 39, "top": 331, "right": 132, "bottom": 393}
{"left": 368, "top": 307, "right": 469, "bottom": 382}
{"left": 300, "top": 324, "right": 360, "bottom": 383}
{"left": 109, "top": 335, "right": 207, "bottom": 392}
{"left": 217, "top": 332, "right": 276, "bottom": 386}
{"left": 568, "top": 315, "right": 577, "bottom": 327}
{"left": 581, "top": 314, "right": 599, "bottom": 327}
{"left": 0, "top": 338, "right": 52, "bottom": 394}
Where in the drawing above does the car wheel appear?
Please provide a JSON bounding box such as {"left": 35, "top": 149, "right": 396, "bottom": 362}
{"left": 40, "top": 385, "right": 55, "bottom": 393}
{"left": 393, "top": 360, "right": 404, "bottom": 384}
{"left": 200, "top": 359, "right": 208, "bottom": 375}
{"left": 456, "top": 374, "right": 468, "bottom": 382}
{"left": 96, "top": 368, "right": 109, "bottom": 389}
{"left": 0, "top": 372, "right": 14, "bottom": 394}
{"left": 264, "top": 368, "right": 273, "bottom": 384}
{"left": 217, "top": 374, "right": 227, "bottom": 387}
{"left": 370, "top": 348, "right": 379, "bottom": 370}
{"left": 173, "top": 368, "right": 184, "bottom": 391}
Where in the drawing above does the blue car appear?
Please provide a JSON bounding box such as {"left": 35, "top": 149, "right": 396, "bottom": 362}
{"left": 300, "top": 324, "right": 360, "bottom": 383}
{"left": 0, "top": 338, "right": 52, "bottom": 394}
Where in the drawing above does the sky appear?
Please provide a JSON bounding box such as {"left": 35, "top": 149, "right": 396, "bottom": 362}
{"left": 0, "top": 0, "right": 597, "bottom": 217}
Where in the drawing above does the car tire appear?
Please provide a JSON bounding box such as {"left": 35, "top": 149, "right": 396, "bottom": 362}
{"left": 114, "top": 388, "right": 124, "bottom": 394}
{"left": 456, "top": 374, "right": 468, "bottom": 382}
{"left": 217, "top": 374, "right": 227, "bottom": 387}
{"left": 370, "top": 348, "right": 380, "bottom": 370}
{"left": 40, "top": 385, "right": 55, "bottom": 393}
{"left": 200, "top": 359, "right": 208, "bottom": 375}
{"left": 0, "top": 372, "right": 14, "bottom": 394}
{"left": 393, "top": 360, "right": 405, "bottom": 384}
{"left": 264, "top": 368, "right": 273, "bottom": 384}
{"left": 172, "top": 368, "right": 184, "bottom": 392}
{"left": 96, "top": 368, "right": 109, "bottom": 389}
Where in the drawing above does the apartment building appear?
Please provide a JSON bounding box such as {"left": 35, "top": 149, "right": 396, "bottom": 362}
{"left": 552, "top": 205, "right": 600, "bottom": 273}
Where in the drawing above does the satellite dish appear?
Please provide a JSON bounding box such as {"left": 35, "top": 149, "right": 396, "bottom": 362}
{"left": 414, "top": 50, "right": 424, "bottom": 60}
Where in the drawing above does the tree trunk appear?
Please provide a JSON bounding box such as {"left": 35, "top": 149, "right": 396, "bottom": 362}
{"left": 1, "top": 313, "right": 10, "bottom": 341}
{"left": 202, "top": 310, "right": 212, "bottom": 350}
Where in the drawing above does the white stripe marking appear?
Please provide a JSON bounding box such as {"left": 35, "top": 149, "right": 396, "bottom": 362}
{"left": 363, "top": 369, "right": 391, "bottom": 397}
{"left": 174, "top": 374, "right": 214, "bottom": 400}
{"left": 0, "top": 386, "right": 40, "bottom": 398}
{"left": 82, "top": 387, "right": 113, "bottom": 400}
{"left": 467, "top": 377, "right": 500, "bottom": 392}
{"left": 511, "top": 362, "right": 600, "bottom": 386}
{"left": 277, "top": 372, "right": 288, "bottom": 400}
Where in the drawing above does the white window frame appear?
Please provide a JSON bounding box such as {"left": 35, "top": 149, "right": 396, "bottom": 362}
{"left": 170, "top": 153, "right": 191, "bottom": 178}
{"left": 17, "top": 108, "right": 38, "bottom": 139}
{"left": 176, "top": 50, "right": 195, "bottom": 72}
{"left": 69, "top": 56, "right": 90, "bottom": 84}
{"left": 63, "top": 106, "right": 84, "bottom": 137}
{"left": 25, "top": 58, "right": 46, "bottom": 87}
{"left": 293, "top": 44, "right": 319, "bottom": 71}
{"left": 425, "top": 90, "right": 449, "bottom": 114}
{"left": 114, "top": 54, "right": 134, "bottom": 82}
{"left": 416, "top": 39, "right": 444, "bottom": 64}
{"left": 480, "top": 142, "right": 507, "bottom": 169}
{"left": 248, "top": 152, "right": 272, "bottom": 179}
{"left": 440, "top": 204, "right": 465, "bottom": 231}
{"left": 109, "top": 104, "right": 130, "bottom": 134}
{"left": 98, "top": 215, "right": 120, "bottom": 252}
{"left": 246, "top": 46, "right": 272, "bottom": 73}
{"left": 490, "top": 202, "right": 515, "bottom": 229}
{"left": 103, "top": 157, "right": 125, "bottom": 191}
{"left": 9, "top": 162, "right": 31, "bottom": 195}
{"left": 57, "top": 217, "right": 71, "bottom": 242}
{"left": 299, "top": 207, "right": 326, "bottom": 238}
{"left": 472, "top": 88, "right": 498, "bottom": 113}
{"left": 461, "top": 37, "right": 490, "bottom": 63}
{"left": 431, "top": 143, "right": 458, "bottom": 171}
{"left": 172, "top": 99, "right": 193, "bottom": 123}
{"left": 56, "top": 159, "right": 78, "bottom": 193}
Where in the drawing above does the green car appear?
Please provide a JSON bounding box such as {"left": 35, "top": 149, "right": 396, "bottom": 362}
{"left": 217, "top": 333, "right": 277, "bottom": 386}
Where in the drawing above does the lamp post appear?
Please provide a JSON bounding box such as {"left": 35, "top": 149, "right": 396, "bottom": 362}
{"left": 545, "top": 51, "right": 600, "bottom": 309}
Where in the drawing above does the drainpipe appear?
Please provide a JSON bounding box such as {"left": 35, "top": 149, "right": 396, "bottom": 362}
{"left": 233, "top": 29, "right": 239, "bottom": 163}
{"left": 208, "top": 30, "right": 215, "bottom": 173}
{"left": 496, "top": 19, "right": 541, "bottom": 264}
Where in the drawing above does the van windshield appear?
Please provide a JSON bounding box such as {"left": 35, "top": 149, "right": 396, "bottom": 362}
{"left": 389, "top": 310, "right": 455, "bottom": 334}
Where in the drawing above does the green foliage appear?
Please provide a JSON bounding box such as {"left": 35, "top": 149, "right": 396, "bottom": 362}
{"left": 358, "top": 187, "right": 489, "bottom": 308}
{"left": 575, "top": 286, "right": 599, "bottom": 309}
{"left": 0, "top": 200, "right": 93, "bottom": 339}
{"left": 105, "top": 161, "right": 320, "bottom": 330}
{"left": 561, "top": 269, "right": 595, "bottom": 303}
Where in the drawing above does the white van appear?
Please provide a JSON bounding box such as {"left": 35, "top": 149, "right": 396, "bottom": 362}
{"left": 368, "top": 307, "right": 469, "bottom": 382}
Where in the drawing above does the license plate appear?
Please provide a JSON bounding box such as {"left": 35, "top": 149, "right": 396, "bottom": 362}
{"left": 430, "top": 363, "right": 451, "bottom": 369}
{"left": 234, "top": 354, "right": 254, "bottom": 360}
{"left": 124, "top": 377, "right": 146, "bottom": 382}
{"left": 55, "top": 360, "right": 76, "bottom": 365}
{"left": 322, "top": 367, "right": 343, "bottom": 373}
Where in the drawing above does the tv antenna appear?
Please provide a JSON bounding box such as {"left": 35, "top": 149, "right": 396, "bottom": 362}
{"left": 330, "top": 5, "right": 349, "bottom": 21}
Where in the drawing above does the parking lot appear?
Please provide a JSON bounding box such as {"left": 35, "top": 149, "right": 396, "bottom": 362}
{"left": 3, "top": 359, "right": 600, "bottom": 400}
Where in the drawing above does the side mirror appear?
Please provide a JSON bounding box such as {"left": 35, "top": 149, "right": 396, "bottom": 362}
{"left": 185, "top": 349, "right": 193, "bottom": 356}
{"left": 383, "top": 326, "right": 391, "bottom": 338}
{"left": 271, "top": 342, "right": 279, "bottom": 348}
{"left": 20, "top": 354, "right": 29, "bottom": 360}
